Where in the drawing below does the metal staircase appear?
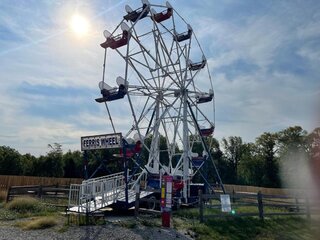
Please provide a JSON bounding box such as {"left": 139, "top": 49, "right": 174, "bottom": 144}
{"left": 68, "top": 171, "right": 152, "bottom": 213}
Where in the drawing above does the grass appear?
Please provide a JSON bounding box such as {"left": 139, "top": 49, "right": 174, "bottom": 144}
{"left": 15, "top": 217, "right": 58, "bottom": 230}
{"left": 119, "top": 220, "right": 137, "bottom": 229}
{"left": 139, "top": 216, "right": 161, "bottom": 227}
{"left": 204, "top": 217, "right": 315, "bottom": 240}
{"left": 174, "top": 206, "right": 319, "bottom": 240}
{"left": 0, "top": 207, "right": 19, "bottom": 220}
{"left": 0, "top": 197, "right": 66, "bottom": 231}
{"left": 0, "top": 197, "right": 60, "bottom": 220}
{"left": 175, "top": 207, "right": 203, "bottom": 219}
{"left": 1, "top": 196, "right": 318, "bottom": 239}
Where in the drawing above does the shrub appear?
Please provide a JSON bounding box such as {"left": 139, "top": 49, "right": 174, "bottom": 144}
{"left": 5, "top": 197, "right": 39, "bottom": 213}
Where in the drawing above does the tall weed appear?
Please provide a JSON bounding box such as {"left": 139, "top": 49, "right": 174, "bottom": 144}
{"left": 15, "top": 217, "right": 57, "bottom": 230}
{"left": 0, "top": 190, "right": 7, "bottom": 202}
{"left": 5, "top": 197, "right": 40, "bottom": 213}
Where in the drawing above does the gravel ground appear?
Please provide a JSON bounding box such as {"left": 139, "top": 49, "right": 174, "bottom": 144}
{"left": 0, "top": 218, "right": 193, "bottom": 240}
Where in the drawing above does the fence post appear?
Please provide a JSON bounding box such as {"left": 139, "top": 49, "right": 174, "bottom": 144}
{"left": 38, "top": 185, "right": 42, "bottom": 198}
{"left": 55, "top": 183, "right": 58, "bottom": 196}
{"left": 257, "top": 191, "right": 264, "bottom": 220}
{"left": 134, "top": 184, "right": 140, "bottom": 218}
{"left": 199, "top": 189, "right": 204, "bottom": 223}
{"left": 295, "top": 197, "right": 300, "bottom": 212}
{"left": 305, "top": 196, "right": 311, "bottom": 220}
{"left": 6, "top": 186, "right": 11, "bottom": 202}
{"left": 232, "top": 189, "right": 236, "bottom": 203}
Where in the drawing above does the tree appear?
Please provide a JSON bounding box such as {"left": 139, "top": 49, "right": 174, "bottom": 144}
{"left": 0, "top": 146, "right": 22, "bottom": 175}
{"left": 277, "top": 126, "right": 308, "bottom": 155}
{"left": 42, "top": 143, "right": 64, "bottom": 177}
{"left": 20, "top": 153, "right": 37, "bottom": 176}
{"left": 307, "top": 127, "right": 320, "bottom": 158}
{"left": 84, "top": 148, "right": 120, "bottom": 178}
{"left": 63, "top": 150, "right": 83, "bottom": 178}
{"left": 256, "top": 132, "right": 280, "bottom": 187}
{"left": 276, "top": 126, "right": 309, "bottom": 189}
{"left": 221, "top": 136, "right": 243, "bottom": 184}
{"left": 308, "top": 128, "right": 320, "bottom": 193}
{"left": 238, "top": 143, "right": 264, "bottom": 186}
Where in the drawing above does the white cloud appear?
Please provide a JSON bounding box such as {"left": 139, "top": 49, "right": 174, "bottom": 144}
{"left": 297, "top": 19, "right": 320, "bottom": 40}
{"left": 196, "top": 13, "right": 290, "bottom": 72}
{"left": 297, "top": 46, "right": 320, "bottom": 64}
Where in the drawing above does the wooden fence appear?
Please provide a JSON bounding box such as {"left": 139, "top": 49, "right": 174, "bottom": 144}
{"left": 0, "top": 175, "right": 83, "bottom": 191}
{"left": 198, "top": 190, "right": 320, "bottom": 222}
{"left": 6, "top": 185, "right": 70, "bottom": 204}
{"left": 223, "top": 184, "right": 303, "bottom": 195}
{"left": 0, "top": 175, "right": 307, "bottom": 196}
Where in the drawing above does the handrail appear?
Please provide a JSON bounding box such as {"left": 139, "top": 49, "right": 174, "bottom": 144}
{"left": 83, "top": 171, "right": 124, "bottom": 183}
{"left": 68, "top": 171, "right": 149, "bottom": 213}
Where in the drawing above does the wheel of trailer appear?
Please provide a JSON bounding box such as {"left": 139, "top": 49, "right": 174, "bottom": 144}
{"left": 96, "top": 1, "right": 217, "bottom": 201}
{"left": 146, "top": 195, "right": 157, "bottom": 210}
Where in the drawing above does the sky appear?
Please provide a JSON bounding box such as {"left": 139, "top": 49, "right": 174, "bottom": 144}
{"left": 0, "top": 0, "right": 319, "bottom": 156}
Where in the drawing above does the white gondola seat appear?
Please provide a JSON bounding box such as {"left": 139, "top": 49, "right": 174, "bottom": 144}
{"left": 95, "top": 77, "right": 128, "bottom": 102}
{"left": 100, "top": 23, "right": 131, "bottom": 49}
{"left": 151, "top": 2, "right": 173, "bottom": 23}
{"left": 123, "top": 0, "right": 150, "bottom": 22}
{"left": 174, "top": 24, "right": 192, "bottom": 42}
{"left": 196, "top": 89, "right": 214, "bottom": 104}
{"left": 200, "top": 124, "right": 215, "bottom": 137}
{"left": 189, "top": 55, "right": 207, "bottom": 71}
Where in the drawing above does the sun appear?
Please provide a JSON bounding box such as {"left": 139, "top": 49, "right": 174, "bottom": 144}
{"left": 70, "top": 14, "right": 89, "bottom": 36}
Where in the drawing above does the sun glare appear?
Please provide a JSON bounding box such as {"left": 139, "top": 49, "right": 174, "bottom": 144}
{"left": 70, "top": 14, "right": 89, "bottom": 36}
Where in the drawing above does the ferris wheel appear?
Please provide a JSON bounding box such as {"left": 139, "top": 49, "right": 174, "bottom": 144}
{"left": 95, "top": 0, "right": 222, "bottom": 201}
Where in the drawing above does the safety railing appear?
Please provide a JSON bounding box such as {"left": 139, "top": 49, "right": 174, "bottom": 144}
{"left": 68, "top": 172, "right": 126, "bottom": 213}
{"left": 68, "top": 184, "right": 81, "bottom": 212}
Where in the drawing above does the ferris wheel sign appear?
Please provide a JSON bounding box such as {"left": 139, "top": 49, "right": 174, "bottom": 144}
{"left": 81, "top": 133, "right": 122, "bottom": 151}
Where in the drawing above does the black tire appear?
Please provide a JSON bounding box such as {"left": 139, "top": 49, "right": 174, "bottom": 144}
{"left": 147, "top": 196, "right": 157, "bottom": 210}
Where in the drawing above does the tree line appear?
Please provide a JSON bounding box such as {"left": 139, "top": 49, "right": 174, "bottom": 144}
{"left": 0, "top": 126, "right": 319, "bottom": 188}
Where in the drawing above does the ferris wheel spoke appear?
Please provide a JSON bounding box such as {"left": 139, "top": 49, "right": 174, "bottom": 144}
{"left": 153, "top": 29, "right": 173, "bottom": 89}
{"left": 152, "top": 21, "right": 178, "bottom": 75}
{"left": 144, "top": 95, "right": 180, "bottom": 140}
{"left": 153, "top": 24, "right": 184, "bottom": 88}
{"left": 128, "top": 62, "right": 155, "bottom": 91}
{"left": 133, "top": 28, "right": 182, "bottom": 89}
{"left": 113, "top": 44, "right": 157, "bottom": 93}
{"left": 131, "top": 26, "right": 160, "bottom": 88}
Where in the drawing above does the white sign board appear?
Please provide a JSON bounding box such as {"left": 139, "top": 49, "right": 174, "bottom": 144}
{"left": 220, "top": 194, "right": 232, "bottom": 213}
{"left": 166, "top": 181, "right": 173, "bottom": 208}
{"left": 81, "top": 133, "right": 122, "bottom": 151}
